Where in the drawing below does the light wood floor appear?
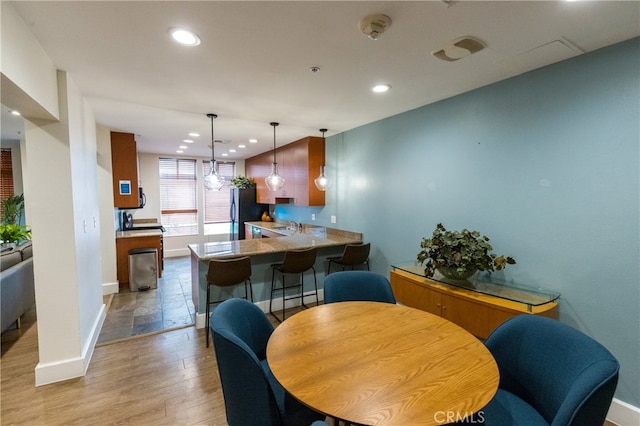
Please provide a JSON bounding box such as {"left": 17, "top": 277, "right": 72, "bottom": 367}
{"left": 1, "top": 304, "right": 306, "bottom": 425}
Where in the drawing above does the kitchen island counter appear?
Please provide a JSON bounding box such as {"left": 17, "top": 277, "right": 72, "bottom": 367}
{"left": 188, "top": 225, "right": 362, "bottom": 328}
{"left": 188, "top": 225, "right": 360, "bottom": 261}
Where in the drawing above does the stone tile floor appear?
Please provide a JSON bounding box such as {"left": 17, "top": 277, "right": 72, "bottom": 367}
{"left": 97, "top": 256, "right": 194, "bottom": 344}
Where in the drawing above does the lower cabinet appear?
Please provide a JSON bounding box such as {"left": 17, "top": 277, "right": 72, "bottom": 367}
{"left": 116, "top": 235, "right": 163, "bottom": 289}
{"left": 390, "top": 269, "right": 558, "bottom": 339}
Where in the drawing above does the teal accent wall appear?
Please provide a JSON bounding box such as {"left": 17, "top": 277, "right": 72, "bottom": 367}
{"left": 278, "top": 38, "right": 640, "bottom": 406}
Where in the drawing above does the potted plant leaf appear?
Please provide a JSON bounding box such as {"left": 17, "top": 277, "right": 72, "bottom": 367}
{"left": 1, "top": 194, "right": 25, "bottom": 225}
{"left": 230, "top": 176, "right": 255, "bottom": 189}
{"left": 0, "top": 223, "right": 32, "bottom": 248}
{"left": 417, "top": 223, "right": 515, "bottom": 280}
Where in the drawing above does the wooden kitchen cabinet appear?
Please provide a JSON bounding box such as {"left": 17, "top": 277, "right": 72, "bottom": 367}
{"left": 245, "top": 135, "right": 325, "bottom": 206}
{"left": 116, "top": 234, "right": 162, "bottom": 289}
{"left": 246, "top": 151, "right": 275, "bottom": 204}
{"left": 278, "top": 146, "right": 295, "bottom": 199}
{"left": 111, "top": 132, "right": 140, "bottom": 208}
{"left": 291, "top": 136, "right": 325, "bottom": 206}
{"left": 245, "top": 224, "right": 254, "bottom": 239}
{"left": 390, "top": 265, "right": 559, "bottom": 339}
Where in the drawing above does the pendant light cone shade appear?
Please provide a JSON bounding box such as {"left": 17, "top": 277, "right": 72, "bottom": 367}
{"left": 204, "top": 113, "right": 225, "bottom": 191}
{"left": 314, "top": 128, "right": 329, "bottom": 191}
{"left": 266, "top": 122, "right": 285, "bottom": 191}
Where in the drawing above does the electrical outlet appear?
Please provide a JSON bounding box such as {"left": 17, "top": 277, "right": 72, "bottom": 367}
{"left": 331, "top": 215, "right": 337, "bottom": 224}
{"left": 311, "top": 214, "right": 316, "bottom": 221}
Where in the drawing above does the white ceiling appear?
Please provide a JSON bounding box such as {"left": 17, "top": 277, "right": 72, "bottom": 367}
{"left": 5, "top": 1, "right": 639, "bottom": 160}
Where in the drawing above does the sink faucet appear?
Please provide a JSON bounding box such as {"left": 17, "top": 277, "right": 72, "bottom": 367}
{"left": 289, "top": 221, "right": 300, "bottom": 232}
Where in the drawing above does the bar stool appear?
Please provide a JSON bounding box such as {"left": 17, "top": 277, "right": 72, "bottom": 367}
{"left": 206, "top": 256, "right": 253, "bottom": 347}
{"left": 326, "top": 243, "right": 371, "bottom": 274}
{"left": 269, "top": 247, "right": 318, "bottom": 323}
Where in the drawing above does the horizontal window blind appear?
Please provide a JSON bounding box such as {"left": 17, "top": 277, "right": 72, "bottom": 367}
{"left": 160, "top": 158, "right": 197, "bottom": 236}
{"left": 204, "top": 161, "right": 235, "bottom": 223}
{"left": 0, "top": 149, "right": 15, "bottom": 223}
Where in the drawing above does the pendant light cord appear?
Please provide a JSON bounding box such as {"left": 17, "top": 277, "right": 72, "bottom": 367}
{"left": 320, "top": 128, "right": 327, "bottom": 166}
{"left": 208, "top": 113, "right": 217, "bottom": 162}
{"left": 270, "top": 122, "right": 279, "bottom": 163}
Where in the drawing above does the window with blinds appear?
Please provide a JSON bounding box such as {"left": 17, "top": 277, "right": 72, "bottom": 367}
{"left": 159, "top": 158, "right": 197, "bottom": 236}
{"left": 1, "top": 149, "right": 15, "bottom": 223}
{"left": 203, "top": 161, "right": 235, "bottom": 224}
{"left": 1, "top": 149, "right": 14, "bottom": 198}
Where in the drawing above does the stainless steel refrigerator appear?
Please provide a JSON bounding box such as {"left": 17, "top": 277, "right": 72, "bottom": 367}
{"left": 230, "top": 187, "right": 269, "bottom": 239}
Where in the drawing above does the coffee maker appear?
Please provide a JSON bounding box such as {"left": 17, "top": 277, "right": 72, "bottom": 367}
{"left": 121, "top": 211, "right": 133, "bottom": 230}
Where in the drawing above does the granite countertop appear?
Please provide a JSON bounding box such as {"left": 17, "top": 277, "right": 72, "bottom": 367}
{"left": 116, "top": 229, "right": 163, "bottom": 239}
{"left": 189, "top": 223, "right": 362, "bottom": 260}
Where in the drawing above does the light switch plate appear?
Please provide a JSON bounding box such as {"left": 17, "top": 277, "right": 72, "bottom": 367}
{"left": 331, "top": 215, "right": 337, "bottom": 224}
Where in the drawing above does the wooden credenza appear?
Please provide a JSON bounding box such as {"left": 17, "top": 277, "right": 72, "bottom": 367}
{"left": 390, "top": 264, "right": 559, "bottom": 339}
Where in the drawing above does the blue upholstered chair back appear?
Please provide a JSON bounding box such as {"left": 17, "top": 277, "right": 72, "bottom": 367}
{"left": 210, "top": 298, "right": 280, "bottom": 426}
{"left": 484, "top": 315, "right": 619, "bottom": 426}
{"left": 323, "top": 271, "right": 396, "bottom": 304}
{"left": 210, "top": 298, "right": 324, "bottom": 426}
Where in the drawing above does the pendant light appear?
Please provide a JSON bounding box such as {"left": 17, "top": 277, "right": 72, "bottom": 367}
{"left": 204, "top": 113, "right": 225, "bottom": 191}
{"left": 265, "top": 122, "right": 285, "bottom": 191}
{"left": 314, "top": 128, "right": 329, "bottom": 191}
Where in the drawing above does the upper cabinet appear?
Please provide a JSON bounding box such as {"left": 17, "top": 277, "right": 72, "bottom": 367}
{"left": 246, "top": 150, "right": 275, "bottom": 204}
{"left": 291, "top": 136, "right": 325, "bottom": 206}
{"left": 110, "top": 131, "right": 140, "bottom": 208}
{"left": 246, "top": 136, "right": 325, "bottom": 206}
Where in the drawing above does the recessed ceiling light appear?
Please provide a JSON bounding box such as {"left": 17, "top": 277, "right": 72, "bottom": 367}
{"left": 170, "top": 28, "right": 201, "bottom": 46}
{"left": 221, "top": 153, "right": 229, "bottom": 157}
{"left": 179, "top": 145, "right": 188, "bottom": 149}
{"left": 229, "top": 149, "right": 236, "bottom": 153}
{"left": 238, "top": 144, "right": 246, "bottom": 148}
{"left": 10, "top": 110, "right": 21, "bottom": 116}
{"left": 176, "top": 150, "right": 184, "bottom": 154}
{"left": 188, "top": 132, "right": 199, "bottom": 137}
{"left": 183, "top": 139, "right": 194, "bottom": 143}
{"left": 249, "top": 139, "right": 258, "bottom": 143}
{"left": 372, "top": 84, "right": 391, "bottom": 93}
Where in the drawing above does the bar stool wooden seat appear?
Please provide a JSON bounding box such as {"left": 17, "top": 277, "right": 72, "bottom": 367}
{"left": 269, "top": 247, "right": 318, "bottom": 323}
{"left": 206, "top": 256, "right": 253, "bottom": 347}
{"left": 326, "top": 242, "right": 371, "bottom": 274}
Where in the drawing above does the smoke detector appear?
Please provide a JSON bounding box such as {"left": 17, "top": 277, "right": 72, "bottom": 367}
{"left": 359, "top": 14, "right": 392, "bottom": 40}
{"left": 432, "top": 36, "right": 485, "bottom": 61}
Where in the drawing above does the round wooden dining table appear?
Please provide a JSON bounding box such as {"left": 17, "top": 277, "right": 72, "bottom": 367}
{"left": 266, "top": 301, "right": 499, "bottom": 426}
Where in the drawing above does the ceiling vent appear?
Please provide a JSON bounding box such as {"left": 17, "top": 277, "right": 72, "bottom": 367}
{"left": 432, "top": 36, "right": 485, "bottom": 62}
{"left": 359, "top": 14, "right": 392, "bottom": 40}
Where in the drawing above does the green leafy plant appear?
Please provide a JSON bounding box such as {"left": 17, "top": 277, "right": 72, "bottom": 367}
{"left": 417, "top": 223, "right": 515, "bottom": 279}
{"left": 231, "top": 176, "right": 255, "bottom": 189}
{"left": 1, "top": 194, "right": 25, "bottom": 225}
{"left": 0, "top": 223, "right": 32, "bottom": 244}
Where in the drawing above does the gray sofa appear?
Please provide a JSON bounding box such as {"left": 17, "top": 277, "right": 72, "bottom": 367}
{"left": 1, "top": 241, "right": 35, "bottom": 333}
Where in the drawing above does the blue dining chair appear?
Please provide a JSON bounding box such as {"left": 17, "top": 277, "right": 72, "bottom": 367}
{"left": 323, "top": 271, "right": 396, "bottom": 304}
{"left": 210, "top": 298, "right": 326, "bottom": 426}
{"left": 475, "top": 315, "right": 619, "bottom": 426}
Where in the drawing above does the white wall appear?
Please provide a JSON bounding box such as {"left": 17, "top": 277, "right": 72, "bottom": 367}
{"left": 0, "top": 2, "right": 58, "bottom": 121}
{"left": 3, "top": 2, "right": 105, "bottom": 386}
{"left": 96, "top": 125, "right": 118, "bottom": 294}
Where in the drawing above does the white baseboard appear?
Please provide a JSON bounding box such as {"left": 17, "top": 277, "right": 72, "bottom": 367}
{"left": 35, "top": 304, "right": 106, "bottom": 386}
{"left": 607, "top": 398, "right": 640, "bottom": 426}
{"left": 195, "top": 290, "right": 324, "bottom": 329}
{"left": 102, "top": 280, "right": 119, "bottom": 295}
